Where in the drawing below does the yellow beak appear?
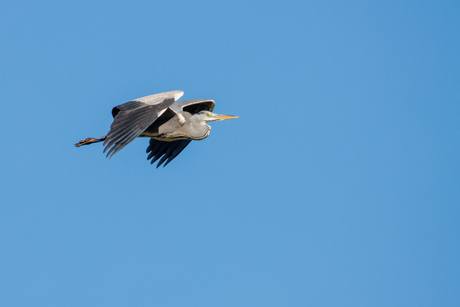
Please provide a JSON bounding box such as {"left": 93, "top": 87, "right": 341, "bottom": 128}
{"left": 215, "top": 114, "right": 239, "bottom": 120}
{"left": 209, "top": 113, "right": 239, "bottom": 121}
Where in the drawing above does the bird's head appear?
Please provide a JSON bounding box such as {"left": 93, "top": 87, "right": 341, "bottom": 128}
{"left": 196, "top": 111, "right": 239, "bottom": 123}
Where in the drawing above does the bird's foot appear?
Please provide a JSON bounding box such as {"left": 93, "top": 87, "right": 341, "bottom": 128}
{"left": 75, "top": 136, "right": 105, "bottom": 147}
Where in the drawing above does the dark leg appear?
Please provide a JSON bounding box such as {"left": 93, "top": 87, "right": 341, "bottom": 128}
{"left": 75, "top": 136, "right": 107, "bottom": 147}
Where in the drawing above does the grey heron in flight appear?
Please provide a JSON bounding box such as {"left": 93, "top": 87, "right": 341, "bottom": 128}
{"left": 75, "top": 90, "right": 238, "bottom": 167}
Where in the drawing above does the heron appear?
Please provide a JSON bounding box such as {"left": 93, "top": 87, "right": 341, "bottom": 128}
{"left": 75, "top": 90, "right": 238, "bottom": 167}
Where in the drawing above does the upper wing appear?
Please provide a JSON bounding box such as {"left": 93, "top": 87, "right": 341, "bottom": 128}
{"left": 169, "top": 99, "right": 215, "bottom": 114}
{"left": 146, "top": 139, "right": 191, "bottom": 168}
{"left": 103, "top": 90, "right": 184, "bottom": 158}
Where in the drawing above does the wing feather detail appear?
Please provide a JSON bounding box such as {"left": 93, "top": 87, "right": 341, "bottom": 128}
{"left": 169, "top": 99, "right": 215, "bottom": 114}
{"left": 103, "top": 91, "right": 182, "bottom": 158}
{"left": 146, "top": 139, "right": 191, "bottom": 168}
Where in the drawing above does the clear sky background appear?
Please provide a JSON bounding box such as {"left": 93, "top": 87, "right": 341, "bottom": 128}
{"left": 1, "top": 0, "right": 459, "bottom": 306}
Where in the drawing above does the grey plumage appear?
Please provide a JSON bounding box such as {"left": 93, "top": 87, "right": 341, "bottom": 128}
{"left": 75, "top": 90, "right": 238, "bottom": 167}
{"left": 103, "top": 90, "right": 183, "bottom": 158}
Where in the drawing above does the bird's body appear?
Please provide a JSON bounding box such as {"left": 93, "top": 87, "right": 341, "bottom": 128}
{"left": 76, "top": 90, "right": 238, "bottom": 167}
{"left": 141, "top": 110, "right": 210, "bottom": 141}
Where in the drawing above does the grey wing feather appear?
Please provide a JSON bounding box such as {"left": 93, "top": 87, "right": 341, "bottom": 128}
{"left": 169, "top": 99, "right": 215, "bottom": 113}
{"left": 146, "top": 139, "right": 191, "bottom": 168}
{"left": 103, "top": 91, "right": 183, "bottom": 158}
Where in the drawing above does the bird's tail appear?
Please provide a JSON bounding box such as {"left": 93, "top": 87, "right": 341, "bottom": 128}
{"left": 75, "top": 136, "right": 107, "bottom": 147}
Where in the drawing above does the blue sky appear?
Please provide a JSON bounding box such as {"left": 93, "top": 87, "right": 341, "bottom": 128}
{"left": 1, "top": 0, "right": 459, "bottom": 306}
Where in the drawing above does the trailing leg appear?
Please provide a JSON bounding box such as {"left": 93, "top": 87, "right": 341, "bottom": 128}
{"left": 75, "top": 136, "right": 107, "bottom": 147}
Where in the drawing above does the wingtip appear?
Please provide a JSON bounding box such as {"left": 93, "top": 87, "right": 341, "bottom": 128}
{"left": 174, "top": 90, "right": 184, "bottom": 101}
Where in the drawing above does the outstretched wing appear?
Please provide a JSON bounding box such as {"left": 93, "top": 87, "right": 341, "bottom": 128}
{"left": 103, "top": 90, "right": 184, "bottom": 158}
{"left": 169, "top": 99, "right": 215, "bottom": 114}
{"left": 146, "top": 139, "right": 191, "bottom": 168}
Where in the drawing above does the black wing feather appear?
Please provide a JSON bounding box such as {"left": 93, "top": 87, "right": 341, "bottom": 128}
{"left": 146, "top": 139, "right": 191, "bottom": 168}
{"left": 103, "top": 100, "right": 173, "bottom": 158}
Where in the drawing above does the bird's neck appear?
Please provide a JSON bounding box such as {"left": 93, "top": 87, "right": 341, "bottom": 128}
{"left": 191, "top": 123, "right": 211, "bottom": 140}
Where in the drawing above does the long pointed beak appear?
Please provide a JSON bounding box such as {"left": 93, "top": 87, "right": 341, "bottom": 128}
{"left": 209, "top": 113, "right": 239, "bottom": 121}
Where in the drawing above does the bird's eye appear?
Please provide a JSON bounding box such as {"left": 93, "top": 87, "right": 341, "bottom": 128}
{"left": 206, "top": 113, "right": 210, "bottom": 116}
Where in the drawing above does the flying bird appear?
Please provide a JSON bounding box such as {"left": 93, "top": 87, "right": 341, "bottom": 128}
{"left": 75, "top": 90, "right": 238, "bottom": 167}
